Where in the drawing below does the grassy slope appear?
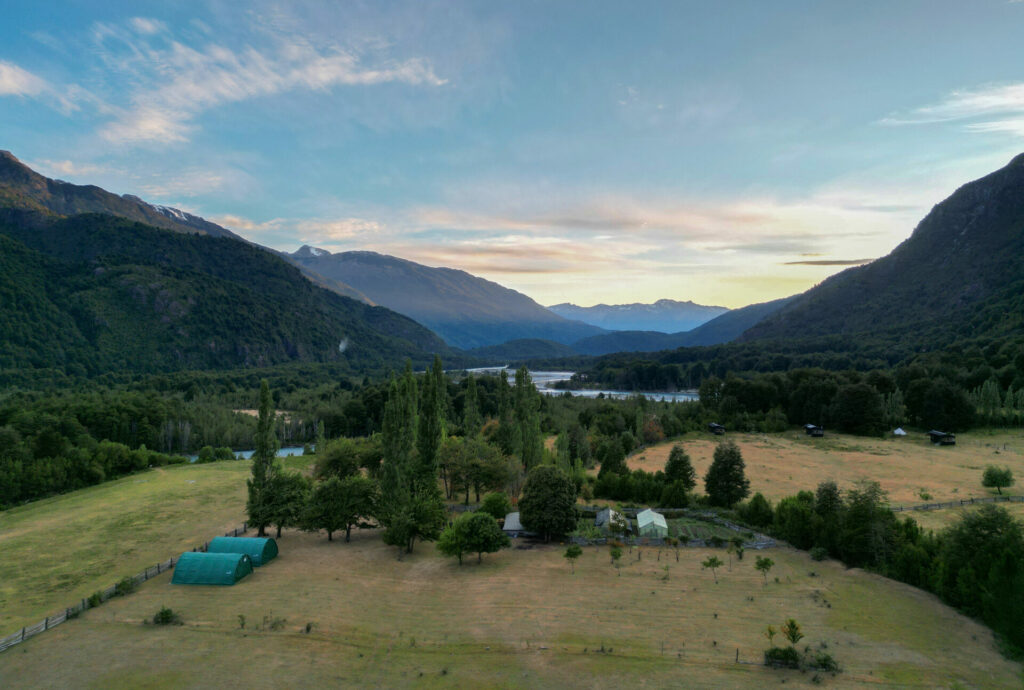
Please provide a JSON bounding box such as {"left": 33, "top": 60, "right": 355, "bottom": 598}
{"left": 626, "top": 429, "right": 1024, "bottom": 506}
{"left": 2, "top": 531, "right": 1020, "bottom": 688}
{"left": 0, "top": 457, "right": 311, "bottom": 631}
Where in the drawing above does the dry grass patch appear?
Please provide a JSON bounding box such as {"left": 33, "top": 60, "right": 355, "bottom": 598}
{"left": 3, "top": 531, "right": 1020, "bottom": 688}
{"left": 626, "top": 430, "right": 1024, "bottom": 505}
{"left": 0, "top": 457, "right": 310, "bottom": 631}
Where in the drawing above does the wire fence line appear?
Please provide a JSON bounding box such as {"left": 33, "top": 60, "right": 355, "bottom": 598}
{"left": 0, "top": 522, "right": 249, "bottom": 655}
{"left": 891, "top": 495, "right": 1024, "bottom": 513}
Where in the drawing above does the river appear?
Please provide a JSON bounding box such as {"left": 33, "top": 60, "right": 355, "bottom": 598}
{"left": 465, "top": 367, "right": 699, "bottom": 403}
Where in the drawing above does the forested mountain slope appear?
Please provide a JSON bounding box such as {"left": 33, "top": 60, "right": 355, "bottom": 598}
{"left": 745, "top": 153, "right": 1024, "bottom": 344}
{"left": 0, "top": 211, "right": 450, "bottom": 378}
{"left": 288, "top": 246, "right": 606, "bottom": 349}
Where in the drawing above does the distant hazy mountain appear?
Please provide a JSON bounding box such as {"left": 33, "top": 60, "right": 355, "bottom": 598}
{"left": 288, "top": 247, "right": 606, "bottom": 349}
{"left": 569, "top": 296, "right": 793, "bottom": 356}
{"left": 548, "top": 298, "right": 727, "bottom": 333}
{"left": 744, "top": 153, "right": 1024, "bottom": 344}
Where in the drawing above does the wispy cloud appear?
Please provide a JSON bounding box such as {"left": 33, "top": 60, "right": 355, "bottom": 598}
{"left": 880, "top": 83, "right": 1024, "bottom": 138}
{"left": 32, "top": 159, "right": 116, "bottom": 178}
{"left": 783, "top": 258, "right": 873, "bottom": 266}
{"left": 90, "top": 19, "right": 447, "bottom": 145}
{"left": 0, "top": 60, "right": 47, "bottom": 96}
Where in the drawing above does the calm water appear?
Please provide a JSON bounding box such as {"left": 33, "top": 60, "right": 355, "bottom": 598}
{"left": 466, "top": 367, "right": 699, "bottom": 403}
{"left": 187, "top": 445, "right": 306, "bottom": 463}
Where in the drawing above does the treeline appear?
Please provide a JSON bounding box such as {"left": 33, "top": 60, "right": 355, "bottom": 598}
{"left": 735, "top": 483, "right": 1024, "bottom": 656}
{"left": 571, "top": 333, "right": 1024, "bottom": 433}
{"left": 0, "top": 388, "right": 262, "bottom": 506}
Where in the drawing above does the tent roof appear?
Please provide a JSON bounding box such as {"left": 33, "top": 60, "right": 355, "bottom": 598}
{"left": 636, "top": 508, "right": 667, "bottom": 529}
{"left": 171, "top": 552, "right": 253, "bottom": 585}
{"left": 503, "top": 511, "right": 524, "bottom": 532}
{"left": 208, "top": 536, "right": 278, "bottom": 566}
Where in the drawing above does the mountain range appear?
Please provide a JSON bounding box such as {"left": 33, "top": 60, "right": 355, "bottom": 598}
{"left": 548, "top": 299, "right": 727, "bottom": 333}
{"left": 287, "top": 246, "right": 606, "bottom": 349}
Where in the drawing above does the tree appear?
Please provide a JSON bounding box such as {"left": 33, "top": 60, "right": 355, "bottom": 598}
{"left": 479, "top": 492, "right": 511, "bottom": 521}
{"left": 610, "top": 545, "right": 623, "bottom": 574}
{"left": 702, "top": 555, "right": 724, "bottom": 583}
{"left": 302, "top": 477, "right": 352, "bottom": 542}
{"left": 463, "top": 374, "right": 482, "bottom": 437}
{"left": 267, "top": 471, "right": 310, "bottom": 538}
{"left": 378, "top": 362, "right": 448, "bottom": 554}
{"left": 830, "top": 383, "right": 885, "bottom": 435}
{"left": 313, "top": 437, "right": 362, "bottom": 479}
{"left": 740, "top": 492, "right": 773, "bottom": 528}
{"left": 564, "top": 544, "right": 583, "bottom": 574}
{"left": 659, "top": 479, "right": 690, "bottom": 508}
{"left": 781, "top": 618, "right": 803, "bottom": 646}
{"left": 246, "top": 380, "right": 279, "bottom": 536}
{"left": 514, "top": 367, "right": 543, "bottom": 469}
{"left": 755, "top": 556, "right": 774, "bottom": 586}
{"left": 438, "top": 512, "right": 509, "bottom": 564}
{"left": 664, "top": 445, "right": 696, "bottom": 490}
{"left": 315, "top": 420, "right": 326, "bottom": 455}
{"left": 982, "top": 466, "right": 1014, "bottom": 495}
{"left": 704, "top": 440, "right": 750, "bottom": 507}
{"left": 518, "top": 465, "right": 577, "bottom": 542}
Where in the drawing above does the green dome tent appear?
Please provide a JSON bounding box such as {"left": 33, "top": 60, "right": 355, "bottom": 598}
{"left": 171, "top": 552, "right": 253, "bottom": 585}
{"left": 207, "top": 536, "right": 279, "bottom": 566}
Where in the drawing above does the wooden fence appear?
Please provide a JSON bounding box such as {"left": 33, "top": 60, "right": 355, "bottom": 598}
{"left": 0, "top": 523, "right": 248, "bottom": 654}
{"left": 891, "top": 495, "right": 1024, "bottom": 513}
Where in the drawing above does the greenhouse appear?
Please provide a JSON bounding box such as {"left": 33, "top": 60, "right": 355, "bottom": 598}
{"left": 171, "top": 552, "right": 254, "bottom": 585}
{"left": 636, "top": 509, "right": 668, "bottom": 538}
{"left": 207, "top": 536, "right": 279, "bottom": 566}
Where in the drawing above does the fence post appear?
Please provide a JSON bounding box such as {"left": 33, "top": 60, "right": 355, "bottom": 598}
{"left": 21, "top": 627, "right": 25, "bottom": 642}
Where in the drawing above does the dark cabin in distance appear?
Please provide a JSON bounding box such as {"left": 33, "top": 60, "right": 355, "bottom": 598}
{"left": 927, "top": 430, "right": 956, "bottom": 446}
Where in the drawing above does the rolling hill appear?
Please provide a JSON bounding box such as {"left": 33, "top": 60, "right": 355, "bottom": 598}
{"left": 744, "top": 153, "right": 1024, "bottom": 345}
{"left": 287, "top": 247, "right": 606, "bottom": 349}
{"left": 548, "top": 298, "right": 727, "bottom": 333}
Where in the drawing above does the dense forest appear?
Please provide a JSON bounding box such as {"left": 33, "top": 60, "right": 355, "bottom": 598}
{"left": 0, "top": 210, "right": 453, "bottom": 381}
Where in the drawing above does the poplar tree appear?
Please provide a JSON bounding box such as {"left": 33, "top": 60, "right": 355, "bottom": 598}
{"left": 247, "top": 380, "right": 279, "bottom": 536}
{"left": 379, "top": 361, "right": 447, "bottom": 554}
{"left": 463, "top": 374, "right": 482, "bottom": 437}
{"left": 514, "top": 366, "right": 543, "bottom": 470}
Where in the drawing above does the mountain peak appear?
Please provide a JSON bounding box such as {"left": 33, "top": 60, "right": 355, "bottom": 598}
{"left": 295, "top": 245, "right": 332, "bottom": 258}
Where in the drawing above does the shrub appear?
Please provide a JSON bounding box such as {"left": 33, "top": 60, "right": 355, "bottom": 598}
{"left": 810, "top": 546, "right": 829, "bottom": 561}
{"left": 214, "top": 447, "right": 235, "bottom": 461}
{"left": 114, "top": 576, "right": 136, "bottom": 597}
{"left": 87, "top": 591, "right": 103, "bottom": 608}
{"left": 764, "top": 646, "right": 801, "bottom": 668}
{"left": 153, "top": 607, "right": 182, "bottom": 625}
{"left": 479, "top": 492, "right": 512, "bottom": 521}
{"left": 196, "top": 446, "right": 216, "bottom": 463}
{"left": 808, "top": 651, "right": 840, "bottom": 672}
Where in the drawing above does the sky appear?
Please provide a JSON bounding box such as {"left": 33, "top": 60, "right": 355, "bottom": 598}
{"left": 3, "top": 1, "right": 1024, "bottom": 309}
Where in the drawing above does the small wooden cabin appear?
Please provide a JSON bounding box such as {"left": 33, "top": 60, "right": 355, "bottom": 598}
{"left": 708, "top": 423, "right": 726, "bottom": 435}
{"left": 927, "top": 430, "right": 956, "bottom": 446}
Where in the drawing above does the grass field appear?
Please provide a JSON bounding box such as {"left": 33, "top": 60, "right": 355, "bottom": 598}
{"left": 1, "top": 529, "right": 1020, "bottom": 688}
{"left": 626, "top": 429, "right": 1024, "bottom": 506}
{"left": 0, "top": 457, "right": 311, "bottom": 632}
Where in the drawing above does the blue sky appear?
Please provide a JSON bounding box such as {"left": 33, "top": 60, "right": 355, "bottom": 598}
{"left": 3, "top": 1, "right": 1024, "bottom": 308}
